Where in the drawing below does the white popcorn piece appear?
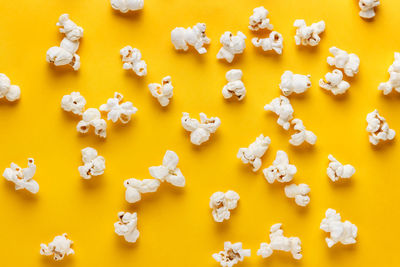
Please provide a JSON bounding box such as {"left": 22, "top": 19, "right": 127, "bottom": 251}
{"left": 319, "top": 69, "right": 350, "bottom": 95}
{"left": 222, "top": 69, "right": 246, "bottom": 100}
{"left": 284, "top": 183, "right": 310, "bottom": 207}
{"left": 61, "top": 92, "right": 86, "bottom": 115}
{"left": 366, "top": 109, "right": 396, "bottom": 145}
{"left": 279, "top": 71, "right": 311, "bottom": 96}
{"left": 56, "top": 14, "right": 83, "bottom": 42}
{"left": 149, "top": 150, "right": 185, "bottom": 187}
{"left": 77, "top": 108, "right": 107, "bottom": 138}
{"left": 114, "top": 211, "right": 139, "bottom": 243}
{"left": 3, "top": 158, "right": 39, "bottom": 194}
{"left": 378, "top": 52, "right": 400, "bottom": 95}
{"left": 217, "top": 31, "right": 247, "bottom": 63}
{"left": 0, "top": 73, "right": 20, "bottom": 102}
{"left": 359, "top": 0, "right": 380, "bottom": 19}
{"left": 264, "top": 95, "right": 294, "bottom": 130}
{"left": 148, "top": 76, "right": 173, "bottom": 106}
{"left": 111, "top": 0, "right": 144, "bottom": 13}
{"left": 209, "top": 190, "right": 239, "bottom": 222}
{"left": 237, "top": 134, "right": 271, "bottom": 172}
{"left": 181, "top": 112, "right": 221, "bottom": 145}
{"left": 249, "top": 6, "right": 273, "bottom": 31}
{"left": 100, "top": 92, "right": 137, "bottom": 123}
{"left": 294, "top": 19, "right": 325, "bottom": 47}
{"left": 289, "top": 119, "right": 317, "bottom": 146}
{"left": 252, "top": 31, "right": 283, "bottom": 55}
{"left": 263, "top": 150, "right": 296, "bottom": 184}
{"left": 171, "top": 23, "right": 211, "bottom": 54}
{"left": 78, "top": 147, "right": 105, "bottom": 179}
{"left": 120, "top": 46, "right": 147, "bottom": 76}
{"left": 213, "top": 242, "right": 251, "bottom": 267}
{"left": 40, "top": 234, "right": 74, "bottom": 261}
{"left": 327, "top": 47, "right": 360, "bottom": 77}
{"left": 124, "top": 178, "right": 160, "bottom": 203}
{"left": 257, "top": 223, "right": 302, "bottom": 260}
{"left": 320, "top": 208, "right": 358, "bottom": 248}
{"left": 327, "top": 155, "right": 355, "bottom": 182}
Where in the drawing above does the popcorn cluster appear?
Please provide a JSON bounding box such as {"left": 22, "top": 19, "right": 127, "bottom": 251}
{"left": 379, "top": 52, "right": 400, "bottom": 95}
{"left": 209, "top": 190, "right": 239, "bottom": 222}
{"left": 252, "top": 31, "right": 283, "bottom": 54}
{"left": 319, "top": 69, "right": 350, "bottom": 95}
{"left": 0, "top": 74, "right": 20, "bottom": 102}
{"left": 111, "top": 0, "right": 144, "bottom": 13}
{"left": 61, "top": 92, "right": 86, "bottom": 115}
{"left": 124, "top": 178, "right": 160, "bottom": 203}
{"left": 213, "top": 242, "right": 251, "bottom": 267}
{"left": 77, "top": 108, "right": 107, "bottom": 138}
{"left": 237, "top": 134, "right": 271, "bottom": 172}
{"left": 222, "top": 69, "right": 246, "bottom": 100}
{"left": 279, "top": 71, "right": 311, "bottom": 96}
{"left": 40, "top": 234, "right": 74, "bottom": 261}
{"left": 293, "top": 19, "right": 325, "bottom": 46}
{"left": 366, "top": 109, "right": 396, "bottom": 145}
{"left": 181, "top": 112, "right": 221, "bottom": 145}
{"left": 120, "top": 46, "right": 147, "bottom": 76}
{"left": 359, "top": 0, "right": 380, "bottom": 19}
{"left": 327, "top": 47, "right": 360, "bottom": 77}
{"left": 100, "top": 92, "right": 138, "bottom": 124}
{"left": 320, "top": 209, "right": 358, "bottom": 247}
{"left": 148, "top": 76, "right": 174, "bottom": 106}
{"left": 249, "top": 6, "right": 273, "bottom": 31}
{"left": 264, "top": 95, "right": 294, "bottom": 130}
{"left": 3, "top": 158, "right": 39, "bottom": 194}
{"left": 263, "top": 150, "right": 296, "bottom": 184}
{"left": 284, "top": 183, "right": 310, "bottom": 207}
{"left": 217, "top": 31, "right": 246, "bottom": 63}
{"left": 327, "top": 155, "right": 355, "bottom": 182}
{"left": 78, "top": 147, "right": 105, "bottom": 179}
{"left": 171, "top": 23, "right": 211, "bottom": 54}
{"left": 289, "top": 118, "right": 317, "bottom": 146}
{"left": 114, "top": 211, "right": 139, "bottom": 243}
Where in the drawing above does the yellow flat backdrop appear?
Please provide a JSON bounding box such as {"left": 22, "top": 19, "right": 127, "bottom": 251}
{"left": 0, "top": 0, "right": 399, "bottom": 266}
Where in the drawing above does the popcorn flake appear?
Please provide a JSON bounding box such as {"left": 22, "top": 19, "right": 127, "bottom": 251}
{"left": 327, "top": 155, "right": 355, "bottom": 182}
{"left": 100, "top": 92, "right": 137, "bottom": 124}
{"left": 263, "top": 150, "right": 296, "bottom": 184}
{"left": 40, "top": 234, "right": 74, "bottom": 261}
{"left": 284, "top": 183, "right": 310, "bottom": 207}
{"left": 222, "top": 69, "right": 246, "bottom": 100}
{"left": 237, "top": 134, "right": 271, "bottom": 172}
{"left": 294, "top": 19, "right": 325, "bottom": 47}
{"left": 279, "top": 70, "right": 311, "bottom": 96}
{"left": 209, "top": 190, "right": 239, "bottom": 222}
{"left": 3, "top": 158, "right": 39, "bottom": 194}
{"left": 213, "top": 241, "right": 251, "bottom": 267}
{"left": 264, "top": 95, "right": 294, "bottom": 130}
{"left": 249, "top": 6, "right": 273, "bottom": 31}
{"left": 252, "top": 31, "right": 283, "bottom": 55}
{"left": 366, "top": 109, "right": 395, "bottom": 145}
{"left": 148, "top": 76, "right": 173, "bottom": 106}
{"left": 120, "top": 46, "right": 147, "bottom": 76}
{"left": 114, "top": 211, "right": 140, "bottom": 243}
{"left": 217, "top": 31, "right": 246, "bottom": 63}
{"left": 78, "top": 147, "right": 105, "bottom": 179}
{"left": 171, "top": 23, "right": 210, "bottom": 54}
{"left": 0, "top": 73, "right": 20, "bottom": 102}
{"left": 181, "top": 112, "right": 221, "bottom": 145}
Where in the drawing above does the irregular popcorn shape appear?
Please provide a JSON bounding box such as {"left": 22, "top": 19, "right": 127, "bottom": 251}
{"left": 61, "top": 92, "right": 86, "bottom": 115}
{"left": 213, "top": 241, "right": 251, "bottom": 267}
{"left": 217, "top": 31, "right": 247, "bottom": 63}
{"left": 40, "top": 234, "right": 74, "bottom": 261}
{"left": 366, "top": 109, "right": 395, "bottom": 145}
{"left": 279, "top": 70, "right": 311, "bottom": 96}
{"left": 284, "top": 183, "right": 310, "bottom": 207}
{"left": 252, "top": 31, "right": 283, "bottom": 55}
{"left": 327, "top": 155, "right": 355, "bottom": 182}
{"left": 293, "top": 19, "right": 325, "bottom": 47}
{"left": 148, "top": 76, "right": 173, "bottom": 106}
{"left": 263, "top": 150, "right": 296, "bottom": 184}
{"left": 264, "top": 95, "right": 294, "bottom": 130}
{"left": 257, "top": 223, "right": 302, "bottom": 260}
{"left": 100, "top": 92, "right": 137, "bottom": 123}
{"left": 319, "top": 69, "right": 350, "bottom": 95}
{"left": 114, "top": 211, "right": 139, "bottom": 243}
{"left": 124, "top": 178, "right": 160, "bottom": 203}
{"left": 237, "top": 134, "right": 271, "bottom": 172}
{"left": 171, "top": 23, "right": 211, "bottom": 54}
{"left": 3, "top": 158, "right": 39, "bottom": 194}
{"left": 120, "top": 45, "right": 147, "bottom": 76}
{"left": 289, "top": 119, "right": 317, "bottom": 146}
{"left": 149, "top": 150, "right": 185, "bottom": 187}
{"left": 209, "top": 190, "right": 239, "bottom": 222}
{"left": 77, "top": 108, "right": 107, "bottom": 138}
{"left": 249, "top": 6, "right": 273, "bottom": 31}
{"left": 222, "top": 69, "right": 246, "bottom": 100}
{"left": 181, "top": 112, "right": 221, "bottom": 145}
{"left": 327, "top": 47, "right": 360, "bottom": 77}
{"left": 0, "top": 73, "right": 20, "bottom": 102}
{"left": 78, "top": 147, "right": 105, "bottom": 179}
{"left": 359, "top": 0, "right": 380, "bottom": 19}
{"left": 111, "top": 0, "right": 144, "bottom": 13}
{"left": 320, "top": 208, "right": 358, "bottom": 248}
{"left": 378, "top": 52, "right": 400, "bottom": 95}
{"left": 56, "top": 14, "right": 83, "bottom": 41}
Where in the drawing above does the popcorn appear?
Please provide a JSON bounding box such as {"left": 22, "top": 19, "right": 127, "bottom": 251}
{"left": 237, "top": 134, "right": 271, "bottom": 172}
{"left": 252, "top": 31, "right": 283, "bottom": 55}
{"left": 264, "top": 95, "right": 294, "bottom": 130}
{"left": 100, "top": 92, "right": 137, "bottom": 123}
{"left": 284, "top": 183, "right": 310, "bottom": 207}
{"left": 320, "top": 208, "right": 358, "bottom": 247}
{"left": 149, "top": 150, "right": 185, "bottom": 187}
{"left": 366, "top": 109, "right": 395, "bottom": 145}
{"left": 319, "top": 69, "right": 350, "bottom": 95}
{"left": 148, "top": 76, "right": 173, "bottom": 106}
{"left": 222, "top": 69, "right": 246, "bottom": 100}
{"left": 209, "top": 190, "right": 239, "bottom": 222}
{"left": 120, "top": 46, "right": 147, "bottom": 76}
{"left": 327, "top": 155, "right": 355, "bottom": 182}
{"left": 359, "top": 0, "right": 380, "bottom": 19}
{"left": 114, "top": 212, "right": 139, "bottom": 243}
{"left": 293, "top": 19, "right": 325, "bottom": 46}
{"left": 327, "top": 47, "right": 360, "bottom": 77}
{"left": 217, "top": 31, "right": 247, "bottom": 63}
{"left": 378, "top": 52, "right": 400, "bottom": 95}
{"left": 40, "top": 234, "right": 74, "bottom": 261}
{"left": 249, "top": 7, "right": 273, "bottom": 31}
{"left": 124, "top": 178, "right": 160, "bottom": 203}
{"left": 77, "top": 108, "right": 107, "bottom": 138}
{"left": 171, "top": 23, "right": 211, "bottom": 54}
{"left": 279, "top": 71, "right": 311, "bottom": 96}
{"left": 181, "top": 112, "right": 221, "bottom": 145}
{"left": 257, "top": 223, "right": 302, "bottom": 260}
{"left": 0, "top": 73, "right": 21, "bottom": 102}
{"left": 78, "top": 147, "right": 105, "bottom": 179}
{"left": 61, "top": 92, "right": 86, "bottom": 115}
{"left": 3, "top": 158, "right": 39, "bottom": 194}
{"left": 56, "top": 14, "right": 83, "bottom": 41}
{"left": 289, "top": 119, "right": 317, "bottom": 146}
{"left": 213, "top": 242, "right": 251, "bottom": 267}
{"left": 263, "top": 150, "right": 296, "bottom": 184}
{"left": 111, "top": 0, "right": 144, "bottom": 13}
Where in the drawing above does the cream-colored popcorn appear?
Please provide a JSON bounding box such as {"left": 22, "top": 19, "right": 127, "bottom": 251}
{"left": 100, "top": 92, "right": 137, "bottom": 123}
{"left": 359, "top": 0, "right": 380, "bottom": 19}
{"left": 78, "top": 147, "right": 105, "bottom": 179}
{"left": 120, "top": 46, "right": 147, "bottom": 76}
{"left": 257, "top": 223, "right": 302, "bottom": 260}
{"left": 40, "top": 234, "right": 74, "bottom": 261}
{"left": 3, "top": 158, "right": 39, "bottom": 194}
{"left": 378, "top": 52, "right": 400, "bottom": 95}
{"left": 181, "top": 112, "right": 221, "bottom": 145}
{"left": 327, "top": 155, "right": 355, "bottom": 182}
{"left": 209, "top": 190, "right": 239, "bottom": 222}
{"left": 289, "top": 119, "right": 317, "bottom": 146}
{"left": 222, "top": 69, "right": 246, "bottom": 100}
{"left": 319, "top": 69, "right": 350, "bottom": 95}
{"left": 249, "top": 6, "right": 273, "bottom": 31}
{"left": 148, "top": 76, "right": 173, "bottom": 106}
{"left": 111, "top": 0, "right": 144, "bottom": 13}
{"left": 320, "top": 208, "right": 358, "bottom": 248}
{"left": 124, "top": 178, "right": 160, "bottom": 203}
{"left": 284, "top": 183, "right": 310, "bottom": 207}
{"left": 279, "top": 71, "right": 311, "bottom": 96}
{"left": 237, "top": 134, "right": 271, "bottom": 172}
{"left": 213, "top": 242, "right": 251, "bottom": 267}
{"left": 252, "top": 31, "right": 283, "bottom": 55}
{"left": 327, "top": 47, "right": 360, "bottom": 77}
{"left": 366, "top": 109, "right": 396, "bottom": 145}
{"left": 171, "top": 23, "right": 210, "bottom": 54}
{"left": 294, "top": 19, "right": 325, "bottom": 47}
{"left": 56, "top": 14, "right": 83, "bottom": 41}
{"left": 77, "top": 108, "right": 107, "bottom": 138}
{"left": 149, "top": 150, "right": 185, "bottom": 187}
{"left": 263, "top": 150, "right": 296, "bottom": 184}
{"left": 217, "top": 31, "right": 247, "bottom": 63}
{"left": 61, "top": 92, "right": 86, "bottom": 115}
{"left": 114, "top": 212, "right": 139, "bottom": 243}
{"left": 0, "top": 73, "right": 20, "bottom": 102}
{"left": 264, "top": 96, "right": 294, "bottom": 130}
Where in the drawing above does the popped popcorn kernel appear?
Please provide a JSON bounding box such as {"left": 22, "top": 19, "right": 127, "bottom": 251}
{"left": 263, "top": 150, "right": 296, "bottom": 184}
{"left": 378, "top": 52, "right": 400, "bottom": 95}
{"left": 77, "top": 108, "right": 107, "bottom": 138}
{"left": 237, "top": 134, "right": 271, "bottom": 172}
{"left": 279, "top": 71, "right": 311, "bottom": 96}
{"left": 56, "top": 14, "right": 83, "bottom": 41}
{"left": 366, "top": 109, "right": 395, "bottom": 145}
{"left": 0, "top": 73, "right": 20, "bottom": 102}
{"left": 284, "top": 183, "right": 310, "bottom": 207}
{"left": 264, "top": 95, "right": 294, "bottom": 130}
{"left": 149, "top": 150, "right": 185, "bottom": 187}
{"left": 120, "top": 46, "right": 147, "bottom": 76}
{"left": 209, "top": 190, "right": 239, "bottom": 222}
{"left": 319, "top": 69, "right": 350, "bottom": 95}
{"left": 359, "top": 0, "right": 380, "bottom": 19}
{"left": 148, "top": 76, "right": 173, "bottom": 106}
{"left": 289, "top": 119, "right": 317, "bottom": 146}
{"left": 3, "top": 158, "right": 39, "bottom": 194}
{"left": 114, "top": 212, "right": 139, "bottom": 243}
{"left": 100, "top": 92, "right": 138, "bottom": 123}
{"left": 249, "top": 7, "right": 273, "bottom": 31}
{"left": 61, "top": 92, "right": 86, "bottom": 115}
{"left": 171, "top": 23, "right": 211, "bottom": 54}
{"left": 222, "top": 69, "right": 246, "bottom": 100}
{"left": 181, "top": 112, "right": 221, "bottom": 145}
{"left": 124, "top": 178, "right": 160, "bottom": 203}
{"left": 111, "top": 0, "right": 144, "bottom": 13}
{"left": 293, "top": 19, "right": 325, "bottom": 47}
{"left": 327, "top": 155, "right": 355, "bottom": 182}
{"left": 78, "top": 147, "right": 105, "bottom": 179}
{"left": 252, "top": 31, "right": 283, "bottom": 54}
{"left": 213, "top": 242, "right": 251, "bottom": 267}
{"left": 327, "top": 47, "right": 360, "bottom": 77}
{"left": 217, "top": 31, "right": 247, "bottom": 63}
{"left": 40, "top": 234, "right": 74, "bottom": 261}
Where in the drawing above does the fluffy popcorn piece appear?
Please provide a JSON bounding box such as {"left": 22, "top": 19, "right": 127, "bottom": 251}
{"left": 249, "top": 6, "right": 273, "bottom": 31}
{"left": 148, "top": 76, "right": 173, "bottom": 106}
{"left": 279, "top": 71, "right": 311, "bottom": 96}
{"left": 40, "top": 234, "right": 74, "bottom": 261}
{"left": 61, "top": 92, "right": 86, "bottom": 115}
{"left": 217, "top": 31, "right": 247, "bottom": 63}
{"left": 3, "top": 158, "right": 39, "bottom": 194}
{"left": 111, "top": 0, "right": 144, "bottom": 13}
{"left": 124, "top": 178, "right": 160, "bottom": 203}
{"left": 264, "top": 95, "right": 294, "bottom": 130}
{"left": 114, "top": 212, "right": 139, "bottom": 243}
{"left": 0, "top": 73, "right": 20, "bottom": 102}
{"left": 294, "top": 19, "right": 325, "bottom": 47}
{"left": 263, "top": 150, "right": 296, "bottom": 184}
{"left": 252, "top": 31, "right": 283, "bottom": 55}
{"left": 100, "top": 92, "right": 137, "bottom": 123}
{"left": 284, "top": 183, "right": 310, "bottom": 207}
{"left": 56, "top": 14, "right": 83, "bottom": 41}
{"left": 213, "top": 242, "right": 251, "bottom": 267}
{"left": 359, "top": 0, "right": 380, "bottom": 19}
{"left": 257, "top": 223, "right": 302, "bottom": 260}
{"left": 319, "top": 69, "right": 350, "bottom": 95}
{"left": 78, "top": 147, "right": 105, "bottom": 179}
{"left": 327, "top": 47, "right": 360, "bottom": 77}
{"left": 209, "top": 190, "right": 239, "bottom": 222}
{"left": 289, "top": 119, "right": 317, "bottom": 146}
{"left": 171, "top": 23, "right": 210, "bottom": 54}
{"left": 237, "top": 134, "right": 271, "bottom": 172}
{"left": 77, "top": 108, "right": 107, "bottom": 138}
{"left": 366, "top": 109, "right": 396, "bottom": 145}
{"left": 149, "top": 150, "right": 185, "bottom": 187}
{"left": 327, "top": 155, "right": 355, "bottom": 182}
{"left": 120, "top": 46, "right": 147, "bottom": 76}
{"left": 378, "top": 52, "right": 400, "bottom": 95}
{"left": 222, "top": 69, "right": 246, "bottom": 100}
{"left": 181, "top": 112, "right": 221, "bottom": 145}
{"left": 320, "top": 208, "right": 358, "bottom": 247}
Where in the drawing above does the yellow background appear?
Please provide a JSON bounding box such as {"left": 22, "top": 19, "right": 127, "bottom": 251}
{"left": 0, "top": 0, "right": 399, "bottom": 266}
